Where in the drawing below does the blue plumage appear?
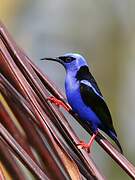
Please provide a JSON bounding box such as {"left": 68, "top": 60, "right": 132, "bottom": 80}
{"left": 42, "top": 53, "right": 123, "bottom": 153}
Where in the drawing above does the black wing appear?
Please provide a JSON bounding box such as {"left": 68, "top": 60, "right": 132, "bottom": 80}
{"left": 76, "top": 66, "right": 116, "bottom": 134}
{"left": 76, "top": 66, "right": 102, "bottom": 96}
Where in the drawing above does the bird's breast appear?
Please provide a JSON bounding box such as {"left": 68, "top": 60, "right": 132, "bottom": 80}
{"left": 65, "top": 75, "right": 80, "bottom": 104}
{"left": 65, "top": 75, "right": 87, "bottom": 113}
{"left": 65, "top": 74, "right": 101, "bottom": 129}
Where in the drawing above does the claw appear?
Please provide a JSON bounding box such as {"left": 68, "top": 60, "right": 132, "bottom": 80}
{"left": 47, "top": 96, "right": 70, "bottom": 111}
{"left": 77, "top": 131, "right": 98, "bottom": 153}
{"left": 77, "top": 142, "right": 89, "bottom": 152}
{"left": 77, "top": 141, "right": 91, "bottom": 153}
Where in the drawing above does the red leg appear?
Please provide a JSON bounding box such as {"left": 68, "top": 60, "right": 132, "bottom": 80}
{"left": 47, "top": 96, "right": 70, "bottom": 111}
{"left": 77, "top": 131, "right": 98, "bottom": 153}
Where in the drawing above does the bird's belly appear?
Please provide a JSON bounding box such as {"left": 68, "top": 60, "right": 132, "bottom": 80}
{"left": 66, "top": 88, "right": 101, "bottom": 130}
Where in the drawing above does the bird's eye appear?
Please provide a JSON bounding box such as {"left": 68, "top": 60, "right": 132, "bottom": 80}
{"left": 64, "top": 56, "right": 76, "bottom": 63}
{"left": 59, "top": 56, "right": 75, "bottom": 63}
{"left": 65, "top": 57, "right": 72, "bottom": 62}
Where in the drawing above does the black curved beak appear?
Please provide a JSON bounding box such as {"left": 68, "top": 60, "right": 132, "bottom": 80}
{"left": 40, "top": 57, "right": 64, "bottom": 65}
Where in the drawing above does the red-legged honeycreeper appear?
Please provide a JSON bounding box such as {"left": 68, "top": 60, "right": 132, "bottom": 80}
{"left": 41, "top": 53, "right": 123, "bottom": 153}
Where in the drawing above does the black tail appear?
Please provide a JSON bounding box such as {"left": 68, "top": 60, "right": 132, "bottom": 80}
{"left": 109, "top": 131, "right": 123, "bottom": 154}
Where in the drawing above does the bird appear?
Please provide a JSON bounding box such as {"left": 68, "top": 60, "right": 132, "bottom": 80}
{"left": 41, "top": 53, "right": 123, "bottom": 153}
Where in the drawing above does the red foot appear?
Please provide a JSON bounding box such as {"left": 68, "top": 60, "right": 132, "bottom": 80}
{"left": 77, "top": 131, "right": 98, "bottom": 153}
{"left": 47, "top": 96, "right": 70, "bottom": 111}
{"left": 77, "top": 141, "right": 91, "bottom": 153}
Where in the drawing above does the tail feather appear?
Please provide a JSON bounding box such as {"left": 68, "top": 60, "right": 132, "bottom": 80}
{"left": 108, "top": 131, "right": 123, "bottom": 154}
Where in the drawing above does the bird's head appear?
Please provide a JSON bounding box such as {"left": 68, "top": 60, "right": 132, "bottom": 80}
{"left": 41, "top": 53, "right": 88, "bottom": 72}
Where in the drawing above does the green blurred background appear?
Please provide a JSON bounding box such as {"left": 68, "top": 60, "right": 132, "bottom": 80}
{"left": 1, "top": 0, "right": 135, "bottom": 179}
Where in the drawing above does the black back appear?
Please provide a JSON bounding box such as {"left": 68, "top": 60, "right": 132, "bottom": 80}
{"left": 76, "top": 66, "right": 116, "bottom": 134}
